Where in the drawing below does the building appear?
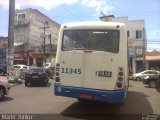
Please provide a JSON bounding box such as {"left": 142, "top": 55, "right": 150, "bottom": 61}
{"left": 146, "top": 50, "right": 160, "bottom": 70}
{"left": 14, "top": 8, "right": 60, "bottom": 66}
{"left": 100, "top": 16, "right": 147, "bottom": 74}
{"left": 0, "top": 37, "right": 7, "bottom": 63}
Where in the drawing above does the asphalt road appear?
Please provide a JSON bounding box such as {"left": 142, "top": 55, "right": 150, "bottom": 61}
{"left": 0, "top": 77, "right": 160, "bottom": 119}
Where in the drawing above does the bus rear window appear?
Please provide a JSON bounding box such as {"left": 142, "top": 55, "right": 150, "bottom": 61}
{"left": 62, "top": 30, "right": 119, "bottom": 53}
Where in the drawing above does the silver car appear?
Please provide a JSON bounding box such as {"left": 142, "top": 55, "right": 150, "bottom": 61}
{"left": 13, "top": 64, "right": 29, "bottom": 78}
{"left": 132, "top": 70, "right": 160, "bottom": 81}
{"left": 0, "top": 80, "right": 10, "bottom": 100}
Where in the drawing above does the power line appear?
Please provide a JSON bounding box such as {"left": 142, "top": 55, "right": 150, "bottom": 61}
{"left": 148, "top": 41, "right": 160, "bottom": 42}
{"left": 60, "top": 5, "right": 81, "bottom": 21}
{"left": 51, "top": 9, "right": 160, "bottom": 18}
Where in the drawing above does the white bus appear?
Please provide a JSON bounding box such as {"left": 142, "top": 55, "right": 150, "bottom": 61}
{"left": 54, "top": 21, "right": 129, "bottom": 104}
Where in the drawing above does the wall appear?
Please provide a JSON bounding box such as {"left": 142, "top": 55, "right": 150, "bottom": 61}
{"left": 14, "top": 8, "right": 60, "bottom": 66}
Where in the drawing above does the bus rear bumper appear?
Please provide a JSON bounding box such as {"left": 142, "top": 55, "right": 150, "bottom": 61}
{"left": 54, "top": 83, "right": 126, "bottom": 104}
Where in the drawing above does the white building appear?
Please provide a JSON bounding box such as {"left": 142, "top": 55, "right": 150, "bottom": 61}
{"left": 14, "top": 8, "right": 60, "bottom": 66}
{"left": 100, "top": 16, "right": 147, "bottom": 74}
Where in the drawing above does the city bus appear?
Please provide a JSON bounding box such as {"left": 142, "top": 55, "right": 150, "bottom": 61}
{"left": 54, "top": 21, "right": 129, "bottom": 104}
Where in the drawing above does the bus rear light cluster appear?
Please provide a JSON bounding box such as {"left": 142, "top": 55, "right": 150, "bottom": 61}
{"left": 56, "top": 72, "right": 59, "bottom": 76}
{"left": 55, "top": 77, "right": 60, "bottom": 82}
{"left": 118, "top": 77, "right": 123, "bottom": 81}
{"left": 119, "top": 71, "right": 123, "bottom": 76}
{"left": 116, "top": 82, "right": 122, "bottom": 88}
{"left": 116, "top": 67, "right": 125, "bottom": 89}
{"left": 55, "top": 63, "right": 60, "bottom": 82}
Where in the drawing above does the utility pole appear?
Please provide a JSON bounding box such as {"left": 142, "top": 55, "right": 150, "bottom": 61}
{"left": 7, "top": 0, "right": 15, "bottom": 79}
{"left": 49, "top": 34, "right": 52, "bottom": 52}
{"left": 38, "top": 20, "right": 50, "bottom": 54}
{"left": 37, "top": 20, "right": 50, "bottom": 65}
{"left": 8, "top": 0, "right": 15, "bottom": 62}
{"left": 143, "top": 27, "right": 146, "bottom": 71}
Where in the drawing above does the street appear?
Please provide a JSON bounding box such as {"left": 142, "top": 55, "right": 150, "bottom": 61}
{"left": 0, "top": 76, "right": 160, "bottom": 114}
{"left": 0, "top": 76, "right": 160, "bottom": 120}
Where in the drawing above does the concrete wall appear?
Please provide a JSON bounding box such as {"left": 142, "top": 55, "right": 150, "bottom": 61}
{"left": 14, "top": 8, "right": 60, "bottom": 49}
{"left": 14, "top": 8, "right": 60, "bottom": 66}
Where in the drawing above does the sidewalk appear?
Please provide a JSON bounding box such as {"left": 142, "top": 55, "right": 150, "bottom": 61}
{"left": 0, "top": 76, "right": 8, "bottom": 82}
{"left": 0, "top": 76, "right": 23, "bottom": 87}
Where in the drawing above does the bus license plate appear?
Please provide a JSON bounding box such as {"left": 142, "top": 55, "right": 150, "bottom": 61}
{"left": 80, "top": 93, "right": 92, "bottom": 100}
{"left": 32, "top": 76, "right": 39, "bottom": 78}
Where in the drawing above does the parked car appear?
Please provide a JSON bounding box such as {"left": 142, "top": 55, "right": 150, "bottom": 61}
{"left": 13, "top": 64, "right": 28, "bottom": 70}
{"left": 0, "top": 80, "right": 10, "bottom": 100}
{"left": 44, "top": 58, "right": 56, "bottom": 69}
{"left": 143, "top": 75, "right": 160, "bottom": 88}
{"left": 132, "top": 70, "right": 160, "bottom": 81}
{"left": 0, "top": 62, "right": 7, "bottom": 76}
{"left": 44, "top": 63, "right": 51, "bottom": 69}
{"left": 13, "top": 64, "right": 29, "bottom": 78}
{"left": 24, "top": 67, "right": 49, "bottom": 86}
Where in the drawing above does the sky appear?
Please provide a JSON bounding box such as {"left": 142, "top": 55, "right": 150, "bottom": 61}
{"left": 0, "top": 0, "right": 160, "bottom": 51}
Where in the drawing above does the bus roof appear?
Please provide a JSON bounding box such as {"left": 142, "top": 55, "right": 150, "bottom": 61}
{"left": 61, "top": 21, "right": 125, "bottom": 29}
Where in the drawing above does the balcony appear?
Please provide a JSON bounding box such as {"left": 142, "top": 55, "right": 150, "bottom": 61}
{"left": 14, "top": 19, "right": 30, "bottom": 26}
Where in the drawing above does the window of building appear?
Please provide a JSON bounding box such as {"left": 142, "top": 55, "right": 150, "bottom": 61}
{"left": 136, "top": 48, "right": 143, "bottom": 56}
{"left": 17, "top": 13, "right": 26, "bottom": 21}
{"left": 17, "top": 27, "right": 25, "bottom": 35}
{"left": 127, "top": 31, "right": 130, "bottom": 38}
{"left": 16, "top": 35, "right": 25, "bottom": 42}
{"left": 136, "top": 30, "right": 142, "bottom": 39}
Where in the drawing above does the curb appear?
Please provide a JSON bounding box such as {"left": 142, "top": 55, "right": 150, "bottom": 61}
{"left": 0, "top": 76, "right": 24, "bottom": 88}
{"left": 8, "top": 80, "right": 24, "bottom": 88}
{"left": 10, "top": 82, "right": 23, "bottom": 88}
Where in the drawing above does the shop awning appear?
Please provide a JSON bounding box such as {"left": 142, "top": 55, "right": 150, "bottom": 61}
{"left": 32, "top": 53, "right": 48, "bottom": 58}
{"left": 146, "top": 56, "right": 160, "bottom": 60}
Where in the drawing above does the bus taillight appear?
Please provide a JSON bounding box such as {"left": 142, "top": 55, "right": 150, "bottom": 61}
{"left": 116, "top": 67, "right": 125, "bottom": 89}
{"left": 116, "top": 82, "right": 122, "bottom": 88}
{"left": 55, "top": 63, "right": 60, "bottom": 82}
{"left": 55, "top": 77, "right": 60, "bottom": 82}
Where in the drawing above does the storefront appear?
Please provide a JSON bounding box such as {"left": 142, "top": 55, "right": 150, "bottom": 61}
{"left": 31, "top": 53, "right": 48, "bottom": 67}
{"left": 146, "top": 50, "right": 160, "bottom": 71}
{"left": 136, "top": 48, "right": 145, "bottom": 73}
{"left": 0, "top": 48, "right": 6, "bottom": 63}
{"left": 14, "top": 52, "right": 28, "bottom": 65}
{"left": 146, "top": 56, "right": 160, "bottom": 70}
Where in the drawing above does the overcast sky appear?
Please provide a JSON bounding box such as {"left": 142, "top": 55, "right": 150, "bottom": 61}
{"left": 0, "top": 0, "right": 160, "bottom": 51}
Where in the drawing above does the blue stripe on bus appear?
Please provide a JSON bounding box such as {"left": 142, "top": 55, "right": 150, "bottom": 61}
{"left": 54, "top": 83, "right": 126, "bottom": 104}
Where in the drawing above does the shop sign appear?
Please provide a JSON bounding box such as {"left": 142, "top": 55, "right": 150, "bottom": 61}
{"left": 14, "top": 52, "right": 28, "bottom": 60}
{"left": 136, "top": 48, "right": 143, "bottom": 56}
{"left": 32, "top": 53, "right": 48, "bottom": 58}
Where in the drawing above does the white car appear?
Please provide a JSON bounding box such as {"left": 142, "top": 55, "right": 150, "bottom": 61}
{"left": 0, "top": 80, "right": 10, "bottom": 100}
{"left": 132, "top": 70, "right": 160, "bottom": 81}
{"left": 44, "top": 63, "right": 51, "bottom": 69}
{"left": 13, "top": 64, "right": 28, "bottom": 70}
{"left": 44, "top": 58, "right": 56, "bottom": 69}
{"left": 13, "top": 64, "right": 29, "bottom": 78}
